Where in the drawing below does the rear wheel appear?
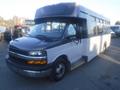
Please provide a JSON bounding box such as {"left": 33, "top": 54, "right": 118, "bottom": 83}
{"left": 51, "top": 59, "right": 66, "bottom": 81}
{"left": 103, "top": 43, "right": 107, "bottom": 53}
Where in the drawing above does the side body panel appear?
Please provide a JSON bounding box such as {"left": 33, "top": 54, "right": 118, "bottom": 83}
{"left": 47, "top": 40, "right": 83, "bottom": 64}
{"left": 86, "top": 34, "right": 111, "bottom": 61}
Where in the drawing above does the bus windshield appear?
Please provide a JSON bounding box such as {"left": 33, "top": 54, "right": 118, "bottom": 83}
{"left": 28, "top": 22, "right": 66, "bottom": 40}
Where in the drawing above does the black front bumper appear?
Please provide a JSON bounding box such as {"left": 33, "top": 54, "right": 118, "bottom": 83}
{"left": 6, "top": 56, "right": 52, "bottom": 78}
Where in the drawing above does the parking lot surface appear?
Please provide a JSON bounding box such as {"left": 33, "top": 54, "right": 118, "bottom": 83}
{"left": 0, "top": 38, "right": 120, "bottom": 90}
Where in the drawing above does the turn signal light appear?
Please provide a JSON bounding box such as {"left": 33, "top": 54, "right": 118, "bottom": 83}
{"left": 26, "top": 60, "right": 47, "bottom": 65}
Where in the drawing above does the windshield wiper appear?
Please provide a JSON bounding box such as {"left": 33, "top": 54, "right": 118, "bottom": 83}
{"left": 35, "top": 35, "right": 51, "bottom": 40}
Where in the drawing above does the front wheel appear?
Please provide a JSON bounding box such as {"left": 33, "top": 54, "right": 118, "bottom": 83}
{"left": 51, "top": 60, "right": 66, "bottom": 81}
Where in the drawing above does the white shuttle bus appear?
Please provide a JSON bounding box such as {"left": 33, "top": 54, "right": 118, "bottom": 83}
{"left": 7, "top": 3, "right": 111, "bottom": 81}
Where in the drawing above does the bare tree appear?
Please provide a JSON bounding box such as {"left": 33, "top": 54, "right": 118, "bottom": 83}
{"left": 115, "top": 21, "right": 120, "bottom": 25}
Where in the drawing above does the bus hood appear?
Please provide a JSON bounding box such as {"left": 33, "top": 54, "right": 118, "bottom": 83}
{"left": 9, "top": 36, "right": 50, "bottom": 51}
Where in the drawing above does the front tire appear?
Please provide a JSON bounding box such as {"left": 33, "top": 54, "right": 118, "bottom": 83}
{"left": 51, "top": 59, "right": 66, "bottom": 81}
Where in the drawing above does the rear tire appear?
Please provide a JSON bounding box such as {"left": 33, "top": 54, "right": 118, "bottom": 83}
{"left": 103, "top": 43, "right": 107, "bottom": 54}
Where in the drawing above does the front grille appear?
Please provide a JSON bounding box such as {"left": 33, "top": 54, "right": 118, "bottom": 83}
{"left": 9, "top": 45, "right": 28, "bottom": 55}
{"left": 9, "top": 53, "right": 26, "bottom": 65}
{"left": 9, "top": 53, "right": 48, "bottom": 69}
{"left": 8, "top": 45, "right": 28, "bottom": 65}
{"left": 8, "top": 45, "right": 48, "bottom": 69}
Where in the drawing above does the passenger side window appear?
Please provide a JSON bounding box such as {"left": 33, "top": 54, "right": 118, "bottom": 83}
{"left": 67, "top": 24, "right": 76, "bottom": 36}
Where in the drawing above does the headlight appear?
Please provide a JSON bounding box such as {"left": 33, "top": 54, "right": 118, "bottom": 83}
{"left": 28, "top": 50, "right": 47, "bottom": 65}
{"left": 29, "top": 51, "right": 42, "bottom": 56}
{"left": 29, "top": 50, "right": 46, "bottom": 56}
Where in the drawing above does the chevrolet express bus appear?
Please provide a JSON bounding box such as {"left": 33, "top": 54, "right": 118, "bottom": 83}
{"left": 6, "top": 3, "right": 111, "bottom": 81}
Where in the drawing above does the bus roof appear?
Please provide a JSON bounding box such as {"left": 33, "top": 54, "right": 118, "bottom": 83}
{"left": 35, "top": 3, "right": 109, "bottom": 22}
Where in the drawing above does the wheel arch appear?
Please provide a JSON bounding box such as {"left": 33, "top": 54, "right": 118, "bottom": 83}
{"left": 54, "top": 55, "right": 71, "bottom": 72}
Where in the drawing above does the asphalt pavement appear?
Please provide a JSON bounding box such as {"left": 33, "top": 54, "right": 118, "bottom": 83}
{"left": 0, "top": 38, "right": 120, "bottom": 90}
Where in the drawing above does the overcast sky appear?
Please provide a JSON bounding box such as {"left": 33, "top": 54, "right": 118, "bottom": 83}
{"left": 0, "top": 0, "right": 120, "bottom": 24}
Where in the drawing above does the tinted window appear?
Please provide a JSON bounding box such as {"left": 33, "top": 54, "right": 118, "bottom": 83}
{"left": 67, "top": 24, "right": 76, "bottom": 36}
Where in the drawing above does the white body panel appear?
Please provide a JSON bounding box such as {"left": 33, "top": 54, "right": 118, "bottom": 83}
{"left": 47, "top": 40, "right": 83, "bottom": 64}
{"left": 46, "top": 33, "right": 111, "bottom": 65}
{"left": 86, "top": 34, "right": 111, "bottom": 61}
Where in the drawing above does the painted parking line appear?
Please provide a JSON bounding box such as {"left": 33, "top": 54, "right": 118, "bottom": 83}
{"left": 99, "top": 54, "right": 120, "bottom": 65}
